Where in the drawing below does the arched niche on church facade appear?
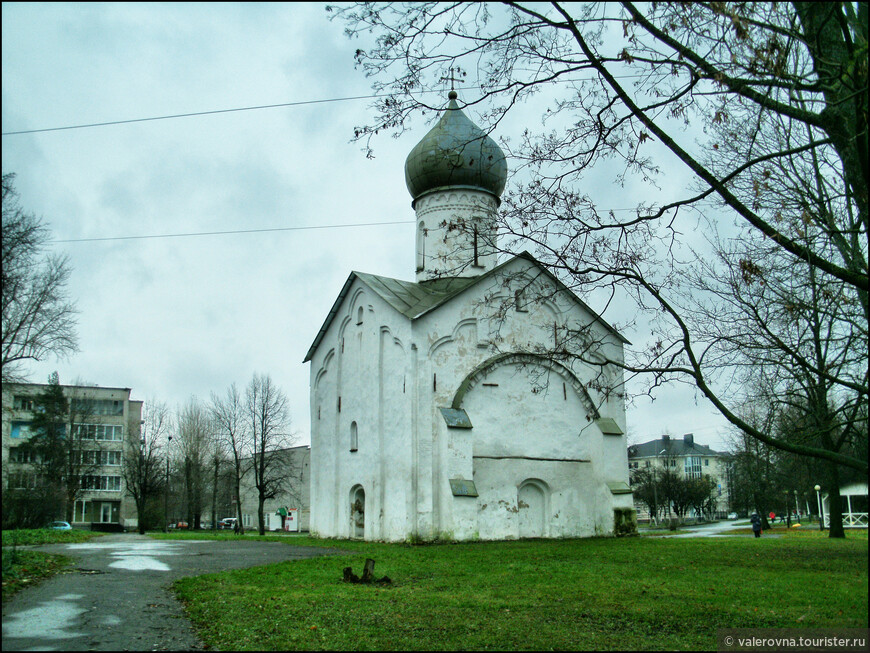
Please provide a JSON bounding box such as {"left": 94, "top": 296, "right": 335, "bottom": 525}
{"left": 350, "top": 484, "right": 365, "bottom": 539}
{"left": 517, "top": 479, "right": 550, "bottom": 539}
{"left": 452, "top": 353, "right": 603, "bottom": 540}
{"left": 428, "top": 318, "right": 481, "bottom": 366}
{"left": 450, "top": 352, "right": 600, "bottom": 421}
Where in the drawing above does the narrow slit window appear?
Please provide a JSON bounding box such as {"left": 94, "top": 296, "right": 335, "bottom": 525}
{"left": 350, "top": 421, "right": 358, "bottom": 452}
{"left": 417, "top": 221, "right": 426, "bottom": 271}
{"left": 357, "top": 306, "right": 364, "bottom": 325}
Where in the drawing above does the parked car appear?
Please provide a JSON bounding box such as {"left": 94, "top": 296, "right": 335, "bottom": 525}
{"left": 175, "top": 521, "right": 189, "bottom": 530}
{"left": 219, "top": 518, "right": 238, "bottom": 530}
{"left": 727, "top": 512, "right": 738, "bottom": 520}
{"left": 49, "top": 521, "right": 72, "bottom": 530}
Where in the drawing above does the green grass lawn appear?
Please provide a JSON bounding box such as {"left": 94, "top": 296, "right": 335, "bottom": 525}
{"left": 166, "top": 532, "right": 868, "bottom": 651}
{"left": 1, "top": 527, "right": 107, "bottom": 547}
{"left": 1, "top": 528, "right": 106, "bottom": 602}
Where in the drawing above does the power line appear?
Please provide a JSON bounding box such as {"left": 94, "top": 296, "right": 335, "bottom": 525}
{"left": 3, "top": 73, "right": 655, "bottom": 136}
{"left": 1, "top": 93, "right": 394, "bottom": 136}
{"left": 51, "top": 200, "right": 720, "bottom": 244}
{"left": 49, "top": 220, "right": 415, "bottom": 244}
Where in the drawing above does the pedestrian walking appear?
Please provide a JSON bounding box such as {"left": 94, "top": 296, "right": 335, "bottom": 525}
{"left": 751, "top": 512, "right": 762, "bottom": 538}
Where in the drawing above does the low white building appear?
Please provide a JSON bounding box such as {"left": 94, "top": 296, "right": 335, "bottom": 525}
{"left": 304, "top": 91, "right": 633, "bottom": 541}
{"left": 236, "top": 445, "right": 311, "bottom": 532}
{"left": 822, "top": 482, "right": 868, "bottom": 528}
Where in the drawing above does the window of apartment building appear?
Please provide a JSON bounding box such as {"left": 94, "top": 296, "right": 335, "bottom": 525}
{"left": 73, "top": 398, "right": 124, "bottom": 416}
{"left": 7, "top": 471, "right": 41, "bottom": 489}
{"left": 81, "top": 475, "right": 122, "bottom": 491}
{"left": 644, "top": 460, "right": 650, "bottom": 468}
{"left": 75, "top": 424, "right": 123, "bottom": 441}
{"left": 10, "top": 421, "right": 32, "bottom": 438}
{"left": 670, "top": 459, "right": 676, "bottom": 467}
{"left": 685, "top": 456, "right": 702, "bottom": 479}
{"left": 72, "top": 500, "right": 119, "bottom": 523}
{"left": 13, "top": 396, "right": 34, "bottom": 411}
{"left": 77, "top": 450, "right": 121, "bottom": 466}
{"left": 8, "top": 447, "right": 40, "bottom": 463}
{"left": 704, "top": 459, "right": 709, "bottom": 466}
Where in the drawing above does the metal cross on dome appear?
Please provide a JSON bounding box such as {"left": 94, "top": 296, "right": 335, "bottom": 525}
{"left": 440, "top": 66, "right": 461, "bottom": 91}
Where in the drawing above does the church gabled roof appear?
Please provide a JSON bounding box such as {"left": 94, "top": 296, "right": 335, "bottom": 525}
{"left": 303, "top": 252, "right": 629, "bottom": 363}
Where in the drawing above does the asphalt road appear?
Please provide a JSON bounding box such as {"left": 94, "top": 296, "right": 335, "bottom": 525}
{"left": 2, "top": 533, "right": 347, "bottom": 651}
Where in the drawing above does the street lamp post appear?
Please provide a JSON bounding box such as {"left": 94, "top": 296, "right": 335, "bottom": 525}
{"left": 164, "top": 435, "right": 172, "bottom": 533}
{"left": 814, "top": 484, "right": 823, "bottom": 531}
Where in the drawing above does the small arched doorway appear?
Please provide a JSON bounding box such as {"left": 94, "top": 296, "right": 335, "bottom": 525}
{"left": 518, "top": 480, "right": 548, "bottom": 538}
{"left": 350, "top": 485, "right": 365, "bottom": 539}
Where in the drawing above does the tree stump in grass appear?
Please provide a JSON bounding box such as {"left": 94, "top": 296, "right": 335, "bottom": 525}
{"left": 343, "top": 558, "right": 391, "bottom": 584}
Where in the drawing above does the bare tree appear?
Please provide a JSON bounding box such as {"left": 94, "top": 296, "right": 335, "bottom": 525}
{"left": 207, "top": 429, "right": 230, "bottom": 531}
{"left": 245, "top": 373, "right": 297, "bottom": 536}
{"left": 209, "top": 383, "right": 250, "bottom": 534}
{"left": 330, "top": 2, "right": 868, "bottom": 473}
{"left": 672, "top": 69, "right": 868, "bottom": 535}
{"left": 122, "top": 400, "right": 169, "bottom": 534}
{"left": 628, "top": 466, "right": 661, "bottom": 525}
{"left": 1, "top": 173, "right": 78, "bottom": 382}
{"left": 175, "top": 397, "right": 211, "bottom": 530}
{"left": 685, "top": 476, "right": 718, "bottom": 521}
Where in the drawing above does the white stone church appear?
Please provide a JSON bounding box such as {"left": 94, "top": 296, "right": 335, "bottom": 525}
{"left": 304, "top": 91, "right": 634, "bottom": 541}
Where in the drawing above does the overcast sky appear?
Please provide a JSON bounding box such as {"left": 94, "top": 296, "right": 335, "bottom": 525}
{"left": 2, "top": 2, "right": 733, "bottom": 451}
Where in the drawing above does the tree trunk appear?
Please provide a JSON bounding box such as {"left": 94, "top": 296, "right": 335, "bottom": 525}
{"left": 257, "top": 494, "right": 265, "bottom": 536}
{"left": 753, "top": 492, "right": 770, "bottom": 530}
{"left": 138, "top": 497, "right": 146, "bottom": 534}
{"left": 235, "top": 473, "right": 245, "bottom": 535}
{"left": 185, "top": 461, "right": 193, "bottom": 528}
{"left": 211, "top": 459, "right": 219, "bottom": 530}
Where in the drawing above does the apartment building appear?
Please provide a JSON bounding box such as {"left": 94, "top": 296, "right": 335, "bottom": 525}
{"left": 627, "top": 433, "right": 730, "bottom": 520}
{"left": 2, "top": 381, "right": 143, "bottom": 529}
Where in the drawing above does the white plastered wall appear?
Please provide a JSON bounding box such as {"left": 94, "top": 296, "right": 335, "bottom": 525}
{"left": 309, "top": 257, "right": 630, "bottom": 541}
